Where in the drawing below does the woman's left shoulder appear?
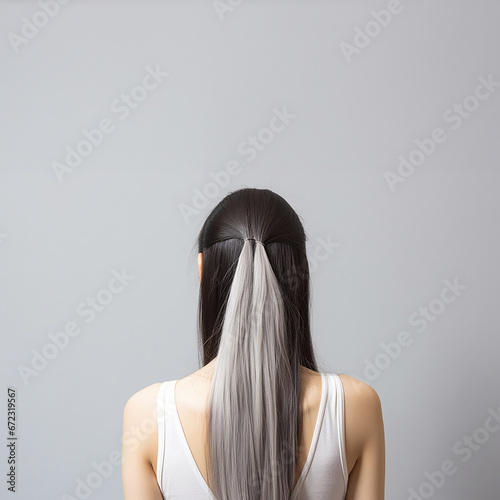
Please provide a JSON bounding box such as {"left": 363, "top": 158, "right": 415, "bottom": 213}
{"left": 124, "top": 382, "right": 163, "bottom": 415}
{"left": 122, "top": 382, "right": 164, "bottom": 466}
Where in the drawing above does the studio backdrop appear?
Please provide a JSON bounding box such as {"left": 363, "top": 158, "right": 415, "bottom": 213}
{"left": 1, "top": 1, "right": 499, "bottom": 499}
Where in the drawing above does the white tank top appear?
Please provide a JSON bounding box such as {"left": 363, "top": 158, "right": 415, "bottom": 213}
{"left": 156, "top": 372, "right": 348, "bottom": 499}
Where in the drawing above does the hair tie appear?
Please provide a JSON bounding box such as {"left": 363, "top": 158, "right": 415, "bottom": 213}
{"left": 244, "top": 237, "right": 265, "bottom": 247}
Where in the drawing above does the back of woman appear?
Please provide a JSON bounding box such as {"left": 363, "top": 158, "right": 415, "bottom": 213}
{"left": 122, "top": 187, "right": 385, "bottom": 500}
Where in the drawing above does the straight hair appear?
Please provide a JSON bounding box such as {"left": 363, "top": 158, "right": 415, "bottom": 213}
{"left": 195, "top": 187, "right": 319, "bottom": 499}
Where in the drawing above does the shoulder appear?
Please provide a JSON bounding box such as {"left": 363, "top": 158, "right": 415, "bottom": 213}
{"left": 122, "top": 382, "right": 164, "bottom": 466}
{"left": 335, "top": 374, "right": 384, "bottom": 468}
{"left": 336, "top": 373, "right": 383, "bottom": 427}
{"left": 337, "top": 373, "right": 382, "bottom": 410}
{"left": 124, "top": 382, "right": 163, "bottom": 416}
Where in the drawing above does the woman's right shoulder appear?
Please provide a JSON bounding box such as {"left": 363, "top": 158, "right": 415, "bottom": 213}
{"left": 336, "top": 373, "right": 383, "bottom": 425}
{"left": 335, "top": 374, "right": 384, "bottom": 475}
{"left": 337, "top": 373, "right": 382, "bottom": 407}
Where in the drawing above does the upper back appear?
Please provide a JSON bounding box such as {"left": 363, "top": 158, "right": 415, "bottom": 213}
{"left": 153, "top": 369, "right": 349, "bottom": 499}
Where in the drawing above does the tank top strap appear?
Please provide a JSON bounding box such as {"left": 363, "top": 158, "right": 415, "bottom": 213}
{"left": 156, "top": 380, "right": 177, "bottom": 492}
{"left": 328, "top": 373, "right": 349, "bottom": 492}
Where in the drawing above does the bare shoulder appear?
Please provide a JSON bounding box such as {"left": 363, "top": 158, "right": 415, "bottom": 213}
{"left": 336, "top": 374, "right": 384, "bottom": 475}
{"left": 337, "top": 374, "right": 382, "bottom": 409}
{"left": 122, "top": 383, "right": 163, "bottom": 467}
{"left": 124, "top": 382, "right": 163, "bottom": 415}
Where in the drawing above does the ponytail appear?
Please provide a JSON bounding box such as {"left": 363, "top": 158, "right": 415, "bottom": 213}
{"left": 206, "top": 237, "right": 300, "bottom": 499}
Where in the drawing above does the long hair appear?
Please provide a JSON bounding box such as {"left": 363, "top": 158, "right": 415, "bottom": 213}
{"left": 195, "top": 187, "right": 319, "bottom": 499}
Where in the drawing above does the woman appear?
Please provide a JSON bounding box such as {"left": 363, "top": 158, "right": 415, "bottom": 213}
{"left": 122, "top": 187, "right": 385, "bottom": 499}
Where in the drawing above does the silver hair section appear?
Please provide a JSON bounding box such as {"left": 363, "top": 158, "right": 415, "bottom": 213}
{"left": 206, "top": 238, "right": 298, "bottom": 499}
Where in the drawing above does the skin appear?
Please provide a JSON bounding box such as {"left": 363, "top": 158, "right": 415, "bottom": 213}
{"left": 122, "top": 253, "right": 385, "bottom": 499}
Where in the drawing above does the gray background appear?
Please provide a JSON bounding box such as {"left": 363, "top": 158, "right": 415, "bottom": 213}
{"left": 1, "top": 1, "right": 499, "bottom": 499}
